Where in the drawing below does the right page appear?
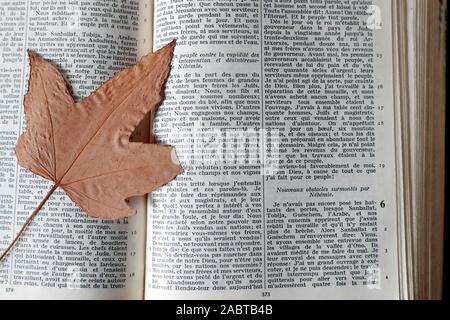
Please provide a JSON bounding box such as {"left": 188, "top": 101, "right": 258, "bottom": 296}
{"left": 146, "top": 0, "right": 400, "bottom": 300}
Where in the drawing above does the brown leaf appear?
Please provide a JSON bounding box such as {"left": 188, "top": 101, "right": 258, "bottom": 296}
{"left": 15, "top": 40, "right": 182, "bottom": 219}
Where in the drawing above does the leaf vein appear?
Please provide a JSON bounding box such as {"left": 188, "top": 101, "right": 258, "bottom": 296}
{"left": 57, "top": 62, "right": 154, "bottom": 185}
{"left": 40, "top": 71, "right": 57, "bottom": 179}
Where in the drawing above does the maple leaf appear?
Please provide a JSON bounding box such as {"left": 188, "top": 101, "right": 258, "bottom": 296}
{"left": 0, "top": 41, "right": 182, "bottom": 261}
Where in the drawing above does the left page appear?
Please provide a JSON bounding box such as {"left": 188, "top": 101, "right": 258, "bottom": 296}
{"left": 0, "top": 0, "right": 153, "bottom": 299}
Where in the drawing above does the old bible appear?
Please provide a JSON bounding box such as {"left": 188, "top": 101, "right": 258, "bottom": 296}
{"left": 0, "top": 0, "right": 446, "bottom": 300}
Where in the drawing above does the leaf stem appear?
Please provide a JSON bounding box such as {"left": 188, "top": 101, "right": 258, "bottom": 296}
{"left": 0, "top": 183, "right": 58, "bottom": 262}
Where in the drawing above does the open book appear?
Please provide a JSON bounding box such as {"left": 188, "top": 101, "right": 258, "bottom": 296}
{"left": 0, "top": 0, "right": 446, "bottom": 300}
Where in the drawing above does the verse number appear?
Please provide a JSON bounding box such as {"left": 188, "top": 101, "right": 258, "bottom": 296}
{"left": 380, "top": 200, "right": 386, "bottom": 208}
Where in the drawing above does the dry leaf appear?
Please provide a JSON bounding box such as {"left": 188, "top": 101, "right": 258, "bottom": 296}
{"left": 1, "top": 41, "right": 182, "bottom": 261}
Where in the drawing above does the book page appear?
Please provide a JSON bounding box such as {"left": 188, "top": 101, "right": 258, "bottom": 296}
{"left": 0, "top": 0, "right": 153, "bottom": 299}
{"left": 145, "top": 0, "right": 400, "bottom": 300}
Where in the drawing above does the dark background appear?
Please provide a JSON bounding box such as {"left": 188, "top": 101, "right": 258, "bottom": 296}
{"left": 443, "top": 32, "right": 449, "bottom": 300}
